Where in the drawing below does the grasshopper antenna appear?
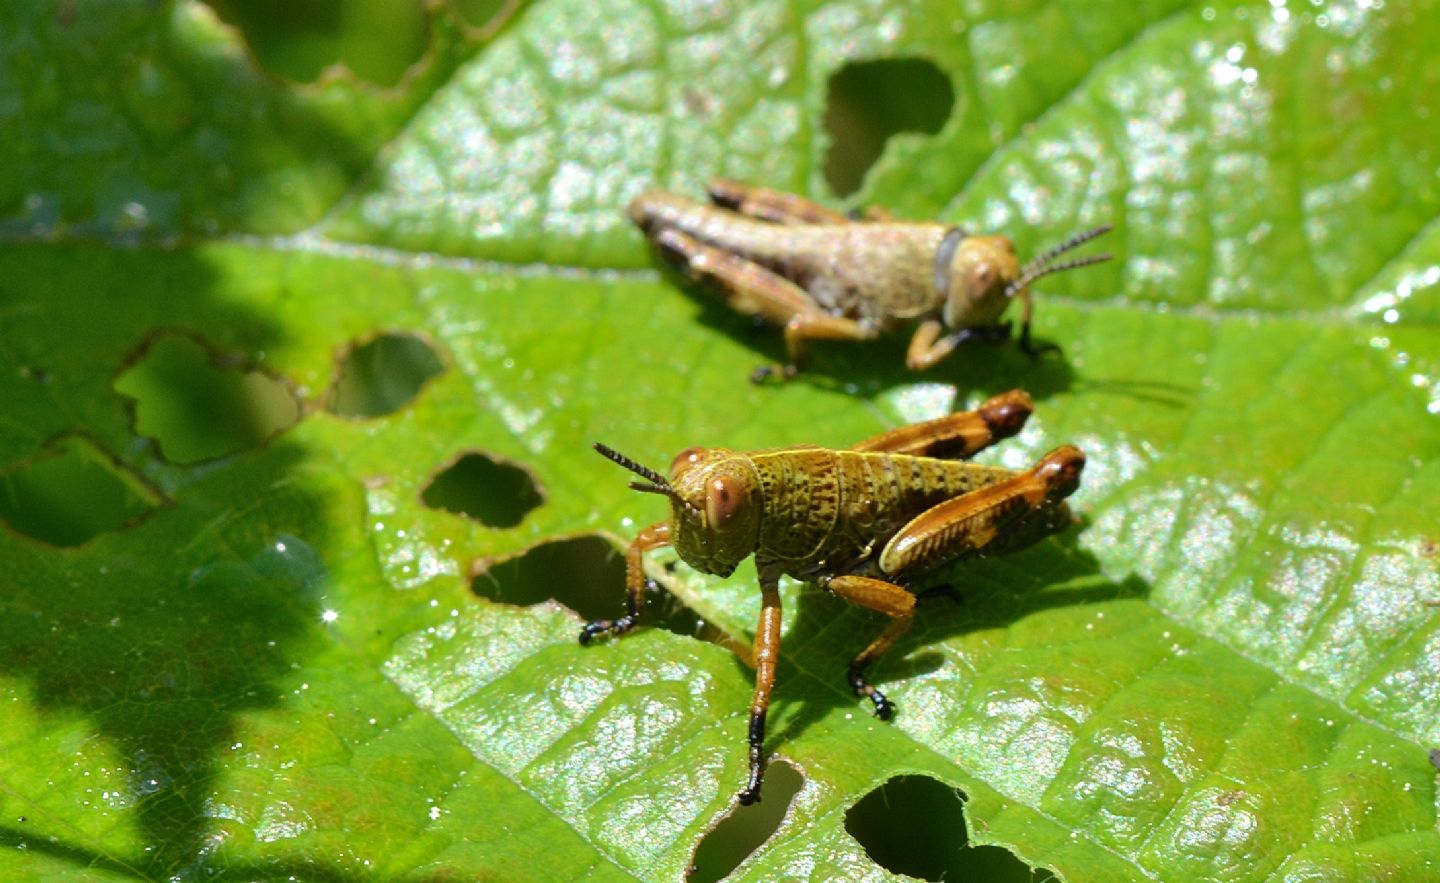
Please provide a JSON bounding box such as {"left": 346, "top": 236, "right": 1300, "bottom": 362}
{"left": 595, "top": 443, "right": 695, "bottom": 509}
{"left": 627, "top": 480, "right": 678, "bottom": 497}
{"left": 595, "top": 443, "right": 670, "bottom": 486}
{"left": 1009, "top": 253, "right": 1113, "bottom": 293}
{"left": 1007, "top": 224, "right": 1112, "bottom": 297}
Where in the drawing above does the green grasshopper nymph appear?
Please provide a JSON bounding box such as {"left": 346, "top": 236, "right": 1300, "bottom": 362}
{"left": 581, "top": 390, "right": 1085, "bottom": 804}
{"left": 629, "top": 179, "right": 1112, "bottom": 382}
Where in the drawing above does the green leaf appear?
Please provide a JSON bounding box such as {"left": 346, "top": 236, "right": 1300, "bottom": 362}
{"left": 2, "top": 0, "right": 1438, "bottom": 879}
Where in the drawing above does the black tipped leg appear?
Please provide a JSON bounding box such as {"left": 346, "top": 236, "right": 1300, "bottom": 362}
{"left": 578, "top": 614, "right": 637, "bottom": 646}
{"left": 737, "top": 710, "right": 768, "bottom": 805}
{"left": 955, "top": 322, "right": 1014, "bottom": 348}
{"left": 1017, "top": 322, "right": 1061, "bottom": 358}
{"left": 579, "top": 578, "right": 650, "bottom": 646}
{"left": 750, "top": 362, "right": 799, "bottom": 385}
{"left": 849, "top": 666, "right": 896, "bottom": 721}
{"left": 915, "top": 584, "right": 964, "bottom": 606}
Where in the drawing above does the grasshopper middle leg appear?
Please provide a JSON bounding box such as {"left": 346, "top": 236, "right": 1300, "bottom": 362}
{"left": 822, "top": 575, "right": 917, "bottom": 720}
{"left": 826, "top": 447, "right": 1085, "bottom": 718}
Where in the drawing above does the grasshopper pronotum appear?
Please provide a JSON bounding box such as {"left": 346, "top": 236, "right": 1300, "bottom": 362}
{"left": 582, "top": 390, "right": 1084, "bottom": 804}
{"left": 629, "top": 180, "right": 1112, "bottom": 382}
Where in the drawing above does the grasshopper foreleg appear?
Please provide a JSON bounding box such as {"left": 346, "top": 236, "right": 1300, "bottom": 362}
{"left": 579, "top": 522, "right": 670, "bottom": 645}
{"left": 1015, "top": 290, "right": 1060, "bottom": 358}
{"left": 821, "top": 575, "right": 917, "bottom": 720}
{"left": 906, "top": 318, "right": 1015, "bottom": 371}
{"left": 651, "top": 228, "right": 878, "bottom": 383}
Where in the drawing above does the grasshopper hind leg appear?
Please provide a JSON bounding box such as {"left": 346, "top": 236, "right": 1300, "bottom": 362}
{"left": 707, "top": 178, "right": 850, "bottom": 226}
{"left": 651, "top": 228, "right": 878, "bottom": 382}
{"left": 850, "top": 388, "right": 1033, "bottom": 459}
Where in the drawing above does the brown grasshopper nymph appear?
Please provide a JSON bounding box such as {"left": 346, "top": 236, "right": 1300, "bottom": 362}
{"left": 629, "top": 179, "right": 1112, "bottom": 382}
{"left": 581, "top": 390, "right": 1085, "bottom": 804}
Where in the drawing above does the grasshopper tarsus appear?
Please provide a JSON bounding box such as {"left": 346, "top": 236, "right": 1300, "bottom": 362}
{"left": 965, "top": 322, "right": 1014, "bottom": 347}
{"left": 578, "top": 610, "right": 641, "bottom": 645}
{"left": 849, "top": 667, "right": 896, "bottom": 720}
{"left": 749, "top": 362, "right": 798, "bottom": 385}
{"left": 577, "top": 622, "right": 606, "bottom": 645}
{"left": 1017, "top": 322, "right": 1061, "bottom": 359}
{"left": 736, "top": 707, "right": 770, "bottom": 805}
{"left": 873, "top": 694, "right": 896, "bottom": 721}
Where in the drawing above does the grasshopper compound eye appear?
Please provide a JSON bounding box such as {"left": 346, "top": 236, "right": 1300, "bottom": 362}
{"left": 671, "top": 446, "right": 705, "bottom": 477}
{"left": 706, "top": 475, "right": 747, "bottom": 528}
{"left": 969, "top": 262, "right": 999, "bottom": 299}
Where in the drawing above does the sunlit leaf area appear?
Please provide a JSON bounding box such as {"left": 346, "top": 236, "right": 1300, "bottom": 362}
{"left": 1, "top": 1, "right": 1437, "bottom": 879}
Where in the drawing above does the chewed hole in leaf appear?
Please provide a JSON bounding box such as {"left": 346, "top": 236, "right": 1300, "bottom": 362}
{"left": 199, "top": 0, "right": 428, "bottom": 87}
{"left": 688, "top": 759, "right": 803, "bottom": 883}
{"left": 0, "top": 435, "right": 164, "bottom": 547}
{"left": 114, "top": 334, "right": 301, "bottom": 465}
{"left": 330, "top": 332, "right": 445, "bottom": 418}
{"left": 823, "top": 57, "right": 954, "bottom": 197}
{"left": 472, "top": 535, "right": 722, "bottom": 643}
{"left": 421, "top": 450, "right": 544, "bottom": 528}
{"left": 845, "top": 775, "right": 1054, "bottom": 882}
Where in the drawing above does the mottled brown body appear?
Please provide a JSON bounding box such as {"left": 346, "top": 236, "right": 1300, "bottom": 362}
{"left": 629, "top": 180, "right": 1112, "bottom": 380}
{"left": 688, "top": 446, "right": 1020, "bottom": 578}
{"left": 635, "top": 194, "right": 965, "bottom": 327}
{"left": 582, "top": 390, "right": 1085, "bottom": 804}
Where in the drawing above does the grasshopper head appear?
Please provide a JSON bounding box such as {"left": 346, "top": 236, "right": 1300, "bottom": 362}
{"left": 592, "top": 443, "right": 761, "bottom": 579}
{"left": 938, "top": 232, "right": 1021, "bottom": 330}
{"left": 666, "top": 447, "right": 763, "bottom": 577}
{"left": 937, "top": 225, "right": 1114, "bottom": 333}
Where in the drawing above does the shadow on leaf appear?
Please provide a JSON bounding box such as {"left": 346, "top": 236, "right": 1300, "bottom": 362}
{"left": 766, "top": 530, "right": 1149, "bottom": 769}
{"left": 672, "top": 276, "right": 1077, "bottom": 402}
